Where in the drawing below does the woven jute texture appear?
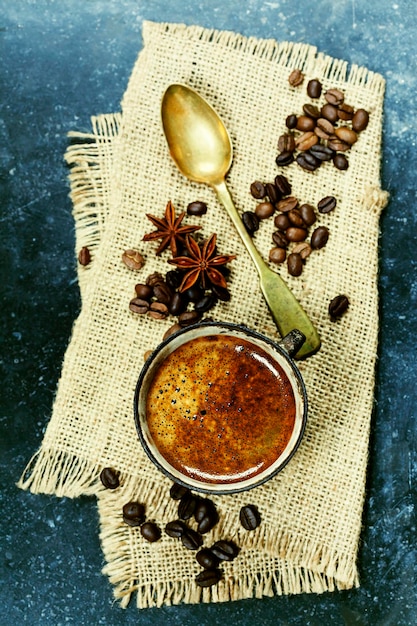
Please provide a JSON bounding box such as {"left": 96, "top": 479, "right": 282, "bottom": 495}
{"left": 19, "top": 21, "right": 389, "bottom": 607}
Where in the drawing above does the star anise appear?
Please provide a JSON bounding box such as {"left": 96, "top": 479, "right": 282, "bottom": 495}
{"left": 168, "top": 234, "right": 236, "bottom": 292}
{"left": 143, "top": 200, "right": 201, "bottom": 256}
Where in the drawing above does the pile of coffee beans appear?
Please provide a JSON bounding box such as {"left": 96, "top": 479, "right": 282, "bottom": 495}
{"left": 277, "top": 74, "right": 370, "bottom": 172}
{"left": 247, "top": 175, "right": 335, "bottom": 276}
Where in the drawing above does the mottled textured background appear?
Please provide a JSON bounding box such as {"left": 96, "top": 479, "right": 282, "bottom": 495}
{"left": 1, "top": 1, "right": 416, "bottom": 625}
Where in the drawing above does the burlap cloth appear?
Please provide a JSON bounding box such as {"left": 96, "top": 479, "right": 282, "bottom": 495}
{"left": 19, "top": 21, "right": 389, "bottom": 608}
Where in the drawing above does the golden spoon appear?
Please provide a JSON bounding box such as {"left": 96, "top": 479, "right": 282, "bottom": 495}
{"left": 161, "top": 84, "right": 320, "bottom": 359}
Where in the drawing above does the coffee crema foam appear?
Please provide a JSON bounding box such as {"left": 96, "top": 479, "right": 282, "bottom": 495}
{"left": 146, "top": 335, "right": 296, "bottom": 484}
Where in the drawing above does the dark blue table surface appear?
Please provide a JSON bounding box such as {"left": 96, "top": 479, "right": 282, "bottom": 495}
{"left": 1, "top": 2, "right": 416, "bottom": 625}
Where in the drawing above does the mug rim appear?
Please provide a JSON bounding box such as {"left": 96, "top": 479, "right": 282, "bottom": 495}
{"left": 133, "top": 321, "right": 307, "bottom": 494}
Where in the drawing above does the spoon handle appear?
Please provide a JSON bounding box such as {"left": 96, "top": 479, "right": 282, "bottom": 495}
{"left": 213, "top": 180, "right": 321, "bottom": 359}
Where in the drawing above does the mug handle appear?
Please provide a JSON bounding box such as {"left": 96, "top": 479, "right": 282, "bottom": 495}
{"left": 278, "top": 329, "right": 306, "bottom": 358}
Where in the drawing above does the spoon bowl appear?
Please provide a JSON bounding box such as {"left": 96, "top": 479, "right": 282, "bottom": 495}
{"left": 161, "top": 83, "right": 321, "bottom": 359}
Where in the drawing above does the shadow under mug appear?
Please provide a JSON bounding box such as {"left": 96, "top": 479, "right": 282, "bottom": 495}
{"left": 134, "top": 322, "right": 308, "bottom": 494}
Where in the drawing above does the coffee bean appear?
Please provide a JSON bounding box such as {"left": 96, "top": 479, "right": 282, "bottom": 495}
{"left": 198, "top": 510, "right": 219, "bottom": 534}
{"left": 165, "top": 269, "right": 183, "bottom": 291}
{"left": 195, "top": 568, "right": 222, "bottom": 588}
{"left": 78, "top": 246, "right": 91, "bottom": 266}
{"left": 307, "top": 78, "right": 322, "bottom": 99}
{"left": 239, "top": 504, "right": 261, "bottom": 531}
{"left": 129, "top": 298, "right": 149, "bottom": 315}
{"left": 242, "top": 211, "right": 260, "bottom": 235}
{"left": 122, "top": 249, "right": 145, "bottom": 271}
{"left": 292, "top": 242, "right": 312, "bottom": 260}
{"left": 165, "top": 520, "right": 187, "bottom": 538}
{"left": 303, "top": 103, "right": 320, "bottom": 119}
{"left": 275, "top": 150, "right": 294, "bottom": 166}
{"left": 153, "top": 282, "right": 173, "bottom": 305}
{"left": 299, "top": 203, "right": 317, "bottom": 226}
{"left": 321, "top": 103, "right": 339, "bottom": 123}
{"left": 134, "top": 283, "right": 153, "bottom": 300}
{"left": 163, "top": 323, "right": 182, "bottom": 340}
{"left": 178, "top": 310, "right": 202, "bottom": 327}
{"left": 325, "top": 88, "right": 344, "bottom": 106}
{"left": 168, "top": 292, "right": 187, "bottom": 316}
{"left": 296, "top": 151, "right": 321, "bottom": 171}
{"left": 295, "top": 131, "right": 318, "bottom": 151}
{"left": 277, "top": 133, "right": 296, "bottom": 153}
{"left": 311, "top": 226, "right": 329, "bottom": 249}
{"left": 170, "top": 482, "right": 190, "bottom": 500}
{"left": 148, "top": 301, "right": 169, "bottom": 320}
{"left": 187, "top": 200, "right": 208, "bottom": 216}
{"left": 272, "top": 230, "right": 288, "bottom": 248}
{"left": 309, "top": 144, "right": 334, "bottom": 161}
{"left": 274, "top": 174, "right": 292, "bottom": 196}
{"left": 286, "top": 227, "right": 308, "bottom": 242}
{"left": 315, "top": 117, "right": 335, "bottom": 137}
{"left": 296, "top": 115, "right": 316, "bottom": 132}
{"left": 255, "top": 201, "right": 275, "bottom": 220}
{"left": 122, "top": 502, "right": 146, "bottom": 527}
{"left": 352, "top": 108, "right": 369, "bottom": 132}
{"left": 318, "top": 196, "right": 337, "bottom": 214}
{"left": 287, "top": 252, "right": 303, "bottom": 276}
{"left": 194, "top": 499, "right": 216, "bottom": 523}
{"left": 274, "top": 213, "right": 291, "bottom": 230}
{"left": 276, "top": 196, "right": 298, "bottom": 213}
{"left": 146, "top": 272, "right": 165, "bottom": 287}
{"left": 196, "top": 548, "right": 220, "bottom": 569}
{"left": 288, "top": 68, "right": 304, "bottom": 87}
{"left": 269, "top": 247, "right": 286, "bottom": 264}
{"left": 337, "top": 103, "right": 354, "bottom": 121}
{"left": 327, "top": 136, "right": 350, "bottom": 152}
{"left": 140, "top": 521, "right": 161, "bottom": 542}
{"left": 178, "top": 491, "right": 198, "bottom": 520}
{"left": 334, "top": 126, "right": 358, "bottom": 145}
{"left": 285, "top": 114, "right": 298, "bottom": 129}
{"left": 250, "top": 180, "right": 266, "bottom": 199}
{"left": 100, "top": 467, "right": 120, "bottom": 489}
{"left": 210, "top": 284, "right": 231, "bottom": 302}
{"left": 265, "top": 182, "right": 281, "bottom": 204}
{"left": 194, "top": 294, "right": 217, "bottom": 313}
{"left": 333, "top": 153, "right": 349, "bottom": 170}
{"left": 183, "top": 284, "right": 204, "bottom": 302}
{"left": 181, "top": 527, "right": 203, "bottom": 550}
{"left": 287, "top": 208, "right": 305, "bottom": 227}
{"left": 328, "top": 294, "right": 350, "bottom": 320}
{"left": 211, "top": 540, "right": 240, "bottom": 562}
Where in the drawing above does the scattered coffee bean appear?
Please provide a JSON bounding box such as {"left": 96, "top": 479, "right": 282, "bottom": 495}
{"left": 318, "top": 196, "right": 337, "bottom": 214}
{"left": 198, "top": 511, "right": 219, "bottom": 535}
{"left": 288, "top": 68, "right": 304, "bottom": 87}
{"left": 140, "top": 521, "right": 161, "bottom": 542}
{"left": 307, "top": 78, "right": 322, "bottom": 99}
{"left": 315, "top": 117, "right": 335, "bottom": 137}
{"left": 178, "top": 310, "right": 202, "bottom": 327}
{"left": 333, "top": 153, "right": 349, "bottom": 170}
{"left": 241, "top": 210, "right": 260, "bottom": 235}
{"left": 178, "top": 491, "right": 198, "bottom": 520}
{"left": 122, "top": 249, "right": 145, "bottom": 271}
{"left": 286, "top": 227, "right": 308, "bottom": 242}
{"left": 195, "top": 568, "right": 222, "bottom": 588}
{"left": 146, "top": 272, "right": 165, "bottom": 288}
{"left": 299, "top": 203, "right": 317, "bottom": 226}
{"left": 196, "top": 548, "right": 220, "bottom": 569}
{"left": 255, "top": 201, "right": 275, "bottom": 220}
{"left": 272, "top": 230, "right": 288, "bottom": 248}
{"left": 148, "top": 301, "right": 169, "bottom": 320}
{"left": 287, "top": 208, "right": 305, "bottom": 227}
{"left": 265, "top": 182, "right": 281, "bottom": 204}
{"left": 352, "top": 108, "right": 369, "bottom": 132}
{"left": 296, "top": 115, "right": 316, "bottom": 132}
{"left": 165, "top": 269, "right": 183, "bottom": 291}
{"left": 311, "top": 226, "right": 329, "bottom": 249}
{"left": 122, "top": 502, "right": 146, "bottom": 527}
{"left": 277, "top": 133, "right": 296, "bottom": 153}
{"left": 274, "top": 213, "right": 291, "bottom": 230}
{"left": 287, "top": 252, "right": 303, "bottom": 276}
{"left": 129, "top": 298, "right": 150, "bottom": 315}
{"left": 296, "top": 151, "right": 320, "bottom": 171}
{"left": 275, "top": 150, "right": 294, "bottom": 166}
{"left": 309, "top": 143, "right": 334, "bottom": 161}
{"left": 100, "top": 467, "right": 120, "bottom": 489}
{"left": 78, "top": 246, "right": 91, "bottom": 266}
{"left": 187, "top": 200, "right": 208, "bottom": 216}
{"left": 143, "top": 349, "right": 153, "bottom": 361}
{"left": 194, "top": 294, "right": 217, "bottom": 313}
{"left": 134, "top": 283, "right": 153, "bottom": 300}
{"left": 239, "top": 505, "right": 261, "bottom": 531}
{"left": 168, "top": 291, "right": 187, "bottom": 316}
{"left": 184, "top": 284, "right": 204, "bottom": 302}
{"left": 321, "top": 103, "right": 339, "bottom": 123}
{"left": 325, "top": 88, "right": 344, "bottom": 106}
{"left": 211, "top": 540, "right": 240, "bottom": 562}
{"left": 292, "top": 242, "right": 312, "bottom": 260}
{"left": 181, "top": 527, "right": 204, "bottom": 550}
{"left": 337, "top": 103, "right": 354, "bottom": 121}
{"left": 250, "top": 180, "right": 266, "bottom": 199}
{"left": 153, "top": 282, "right": 173, "bottom": 305}
{"left": 328, "top": 294, "right": 350, "bottom": 320}
{"left": 295, "top": 131, "right": 318, "bottom": 151}
{"left": 194, "top": 499, "right": 216, "bottom": 523}
{"left": 285, "top": 114, "right": 298, "bottom": 129}
{"left": 303, "top": 103, "right": 321, "bottom": 119}
{"left": 274, "top": 174, "right": 292, "bottom": 196}
{"left": 170, "top": 482, "right": 190, "bottom": 500}
{"left": 276, "top": 196, "right": 298, "bottom": 213}
{"left": 165, "top": 520, "right": 187, "bottom": 538}
{"left": 334, "top": 126, "right": 358, "bottom": 145}
{"left": 211, "top": 284, "right": 231, "bottom": 302}
{"left": 269, "top": 247, "right": 286, "bottom": 264}
{"left": 327, "top": 136, "right": 350, "bottom": 152}
{"left": 163, "top": 323, "right": 182, "bottom": 340}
